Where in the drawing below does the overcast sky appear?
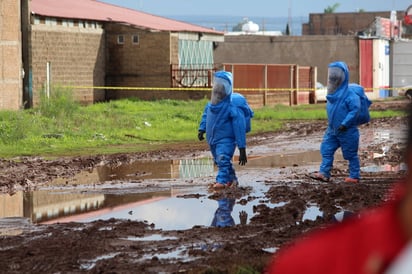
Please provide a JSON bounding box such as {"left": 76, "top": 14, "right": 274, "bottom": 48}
{"left": 99, "top": 0, "right": 411, "bottom": 18}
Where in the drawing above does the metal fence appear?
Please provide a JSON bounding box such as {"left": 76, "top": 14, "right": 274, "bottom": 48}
{"left": 170, "top": 63, "right": 317, "bottom": 107}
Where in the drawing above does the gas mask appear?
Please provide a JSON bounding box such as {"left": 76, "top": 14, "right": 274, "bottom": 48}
{"left": 211, "top": 77, "right": 229, "bottom": 105}
{"left": 327, "top": 67, "right": 345, "bottom": 94}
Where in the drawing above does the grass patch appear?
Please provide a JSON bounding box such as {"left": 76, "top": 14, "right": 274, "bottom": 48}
{"left": 0, "top": 88, "right": 405, "bottom": 158}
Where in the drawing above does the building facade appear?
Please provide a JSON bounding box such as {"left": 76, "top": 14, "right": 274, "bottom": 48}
{"left": 28, "top": 15, "right": 106, "bottom": 106}
{"left": 0, "top": 0, "right": 224, "bottom": 109}
{"left": 214, "top": 35, "right": 359, "bottom": 89}
{"left": 0, "top": 0, "right": 23, "bottom": 110}
{"left": 302, "top": 11, "right": 406, "bottom": 36}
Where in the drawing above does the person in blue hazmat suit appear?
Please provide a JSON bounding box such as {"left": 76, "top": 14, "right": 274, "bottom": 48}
{"left": 309, "top": 61, "right": 361, "bottom": 183}
{"left": 198, "top": 71, "right": 254, "bottom": 189}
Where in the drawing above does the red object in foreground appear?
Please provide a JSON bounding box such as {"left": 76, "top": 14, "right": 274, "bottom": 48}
{"left": 265, "top": 183, "right": 408, "bottom": 274}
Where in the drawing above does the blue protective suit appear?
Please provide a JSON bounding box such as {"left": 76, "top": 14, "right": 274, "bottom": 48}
{"left": 211, "top": 198, "right": 235, "bottom": 227}
{"left": 319, "top": 61, "right": 361, "bottom": 179}
{"left": 198, "top": 71, "right": 254, "bottom": 185}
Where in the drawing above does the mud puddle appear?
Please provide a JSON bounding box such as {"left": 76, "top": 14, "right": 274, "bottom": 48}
{"left": 0, "top": 151, "right": 328, "bottom": 233}
{"left": 0, "top": 147, "right": 403, "bottom": 233}
{"left": 0, "top": 179, "right": 291, "bottom": 229}
{"left": 0, "top": 113, "right": 409, "bottom": 273}
{"left": 0, "top": 181, "right": 323, "bottom": 232}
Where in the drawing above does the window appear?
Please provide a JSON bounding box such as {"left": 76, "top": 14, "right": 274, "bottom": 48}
{"left": 132, "top": 34, "right": 139, "bottom": 45}
{"left": 117, "top": 35, "right": 125, "bottom": 44}
{"left": 45, "top": 18, "right": 57, "bottom": 26}
{"left": 78, "top": 20, "right": 86, "bottom": 28}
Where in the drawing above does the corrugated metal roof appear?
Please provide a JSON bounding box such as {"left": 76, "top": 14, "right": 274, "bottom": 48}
{"left": 31, "top": 0, "right": 223, "bottom": 35}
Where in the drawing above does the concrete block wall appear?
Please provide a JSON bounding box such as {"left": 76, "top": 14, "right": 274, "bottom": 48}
{"left": 110, "top": 89, "right": 208, "bottom": 101}
{"left": 0, "top": 0, "right": 23, "bottom": 110}
{"left": 302, "top": 11, "right": 405, "bottom": 35}
{"left": 105, "top": 23, "right": 173, "bottom": 99}
{"left": 30, "top": 24, "right": 106, "bottom": 106}
{"left": 214, "top": 35, "right": 359, "bottom": 86}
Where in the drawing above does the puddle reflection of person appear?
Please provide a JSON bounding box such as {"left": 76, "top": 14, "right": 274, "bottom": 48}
{"left": 211, "top": 198, "right": 248, "bottom": 227}
{"left": 265, "top": 103, "right": 412, "bottom": 274}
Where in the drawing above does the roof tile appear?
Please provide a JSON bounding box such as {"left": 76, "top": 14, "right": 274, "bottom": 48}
{"left": 31, "top": 0, "right": 223, "bottom": 35}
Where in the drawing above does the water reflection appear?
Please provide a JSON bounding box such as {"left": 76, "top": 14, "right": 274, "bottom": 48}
{"left": 81, "top": 194, "right": 217, "bottom": 230}
{"left": 122, "top": 234, "right": 178, "bottom": 241}
{"left": 302, "top": 204, "right": 323, "bottom": 221}
{"left": 361, "top": 128, "right": 405, "bottom": 144}
{"left": 96, "top": 158, "right": 215, "bottom": 181}
{"left": 210, "top": 197, "right": 248, "bottom": 227}
{"left": 332, "top": 211, "right": 355, "bottom": 223}
{"left": 0, "top": 190, "right": 172, "bottom": 224}
{"left": 243, "top": 151, "right": 326, "bottom": 167}
{"left": 211, "top": 198, "right": 236, "bottom": 227}
{"left": 39, "top": 191, "right": 171, "bottom": 224}
{"left": 0, "top": 124, "right": 407, "bottom": 232}
{"left": 0, "top": 186, "right": 264, "bottom": 230}
{"left": 361, "top": 163, "right": 407, "bottom": 173}
{"left": 52, "top": 151, "right": 338, "bottom": 187}
{"left": 0, "top": 217, "right": 31, "bottom": 236}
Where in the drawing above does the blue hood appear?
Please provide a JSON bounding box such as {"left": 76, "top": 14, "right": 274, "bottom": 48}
{"left": 213, "top": 71, "right": 233, "bottom": 101}
{"left": 326, "top": 61, "right": 349, "bottom": 103}
{"left": 214, "top": 71, "right": 233, "bottom": 90}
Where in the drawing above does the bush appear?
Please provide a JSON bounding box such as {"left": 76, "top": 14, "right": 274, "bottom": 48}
{"left": 38, "top": 86, "right": 79, "bottom": 119}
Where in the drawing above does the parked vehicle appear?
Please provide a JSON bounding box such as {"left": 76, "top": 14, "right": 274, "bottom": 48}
{"left": 398, "top": 85, "right": 412, "bottom": 99}
{"left": 315, "top": 82, "right": 327, "bottom": 103}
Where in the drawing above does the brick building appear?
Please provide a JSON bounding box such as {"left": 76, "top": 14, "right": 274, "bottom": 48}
{"left": 215, "top": 10, "right": 412, "bottom": 101}
{"left": 3, "top": 1, "right": 411, "bottom": 110}
{"left": 302, "top": 11, "right": 407, "bottom": 36}
{"left": 13, "top": 0, "right": 223, "bottom": 109}
{"left": 0, "top": 0, "right": 23, "bottom": 110}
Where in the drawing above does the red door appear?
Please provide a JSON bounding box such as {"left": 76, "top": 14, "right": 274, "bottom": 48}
{"left": 359, "top": 39, "right": 373, "bottom": 92}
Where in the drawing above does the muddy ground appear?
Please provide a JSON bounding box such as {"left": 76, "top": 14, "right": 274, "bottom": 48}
{"left": 0, "top": 100, "right": 409, "bottom": 273}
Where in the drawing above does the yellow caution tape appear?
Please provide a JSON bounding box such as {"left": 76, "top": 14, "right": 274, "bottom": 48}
{"left": 62, "top": 86, "right": 401, "bottom": 92}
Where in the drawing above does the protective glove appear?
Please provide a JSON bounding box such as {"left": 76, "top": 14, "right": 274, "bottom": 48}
{"left": 239, "top": 210, "right": 248, "bottom": 225}
{"left": 338, "top": 125, "right": 347, "bottom": 132}
{"left": 198, "top": 130, "right": 205, "bottom": 141}
{"left": 239, "top": 148, "right": 247, "bottom": 165}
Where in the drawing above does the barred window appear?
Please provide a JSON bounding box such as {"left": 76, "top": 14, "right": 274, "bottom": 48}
{"left": 117, "top": 35, "right": 125, "bottom": 44}
{"left": 132, "top": 35, "right": 139, "bottom": 45}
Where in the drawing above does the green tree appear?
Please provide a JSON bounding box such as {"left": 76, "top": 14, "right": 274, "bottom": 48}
{"left": 324, "top": 3, "right": 340, "bottom": 13}
{"left": 285, "top": 23, "right": 290, "bottom": 35}
{"left": 232, "top": 18, "right": 249, "bottom": 32}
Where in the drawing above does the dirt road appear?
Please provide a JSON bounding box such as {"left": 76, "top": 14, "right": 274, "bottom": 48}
{"left": 0, "top": 100, "right": 408, "bottom": 273}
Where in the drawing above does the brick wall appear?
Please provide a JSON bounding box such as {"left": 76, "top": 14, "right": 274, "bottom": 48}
{"left": 302, "top": 11, "right": 405, "bottom": 35}
{"left": 0, "top": 0, "right": 23, "bottom": 110}
{"left": 30, "top": 23, "right": 106, "bottom": 106}
{"left": 105, "top": 23, "right": 174, "bottom": 99}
